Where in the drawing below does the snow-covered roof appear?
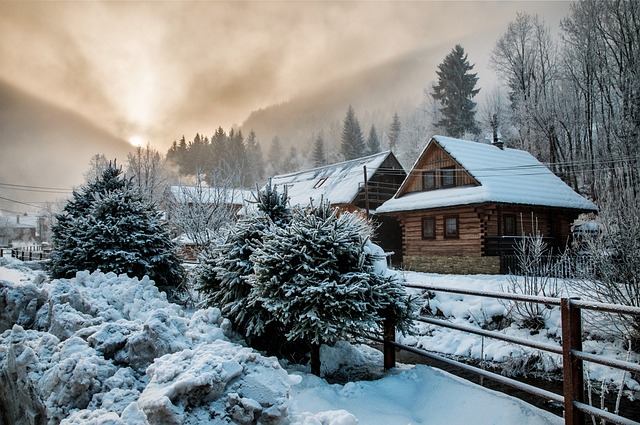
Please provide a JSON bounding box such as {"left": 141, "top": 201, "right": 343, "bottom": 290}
{"left": 270, "top": 151, "right": 397, "bottom": 207}
{"left": 377, "top": 136, "right": 597, "bottom": 213}
{"left": 0, "top": 212, "right": 38, "bottom": 228}
{"left": 169, "top": 186, "right": 254, "bottom": 206}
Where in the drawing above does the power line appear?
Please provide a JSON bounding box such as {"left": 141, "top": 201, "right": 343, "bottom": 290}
{"left": 0, "top": 195, "right": 42, "bottom": 209}
{"left": 0, "top": 181, "right": 73, "bottom": 194}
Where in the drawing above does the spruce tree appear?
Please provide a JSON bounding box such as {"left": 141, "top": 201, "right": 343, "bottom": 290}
{"left": 431, "top": 44, "right": 481, "bottom": 138}
{"left": 311, "top": 134, "right": 327, "bottom": 167}
{"left": 367, "top": 125, "right": 381, "bottom": 155}
{"left": 197, "top": 180, "right": 291, "bottom": 338}
{"left": 249, "top": 201, "right": 414, "bottom": 374}
{"left": 245, "top": 130, "right": 265, "bottom": 185}
{"left": 340, "top": 105, "right": 366, "bottom": 160}
{"left": 388, "top": 113, "right": 401, "bottom": 151}
{"left": 49, "top": 162, "right": 184, "bottom": 292}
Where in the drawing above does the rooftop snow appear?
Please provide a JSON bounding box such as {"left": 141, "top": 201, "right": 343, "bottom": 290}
{"left": 169, "top": 186, "right": 254, "bottom": 206}
{"left": 271, "top": 151, "right": 396, "bottom": 207}
{"left": 377, "top": 136, "right": 597, "bottom": 213}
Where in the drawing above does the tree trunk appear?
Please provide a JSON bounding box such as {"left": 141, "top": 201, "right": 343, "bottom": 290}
{"left": 310, "top": 343, "right": 321, "bottom": 376}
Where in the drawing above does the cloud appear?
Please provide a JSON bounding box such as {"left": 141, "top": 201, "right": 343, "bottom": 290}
{"left": 0, "top": 1, "right": 571, "bottom": 150}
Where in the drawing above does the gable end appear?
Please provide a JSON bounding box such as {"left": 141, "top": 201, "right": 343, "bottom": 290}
{"left": 398, "top": 140, "right": 479, "bottom": 196}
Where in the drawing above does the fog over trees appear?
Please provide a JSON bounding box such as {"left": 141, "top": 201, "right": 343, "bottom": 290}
{"left": 161, "top": 0, "right": 637, "bottom": 214}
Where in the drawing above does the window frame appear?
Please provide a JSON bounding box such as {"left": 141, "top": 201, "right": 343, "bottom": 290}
{"left": 422, "top": 170, "right": 436, "bottom": 191}
{"left": 422, "top": 216, "right": 436, "bottom": 240}
{"left": 444, "top": 215, "right": 459, "bottom": 239}
{"left": 503, "top": 214, "right": 517, "bottom": 236}
{"left": 441, "top": 166, "right": 456, "bottom": 188}
{"left": 313, "top": 177, "right": 328, "bottom": 189}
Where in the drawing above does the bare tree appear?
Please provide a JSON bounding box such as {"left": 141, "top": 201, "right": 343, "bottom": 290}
{"left": 490, "top": 13, "right": 565, "bottom": 170}
{"left": 570, "top": 184, "right": 640, "bottom": 351}
{"left": 126, "top": 144, "right": 170, "bottom": 205}
{"left": 83, "top": 154, "right": 110, "bottom": 182}
{"left": 0, "top": 216, "right": 19, "bottom": 247}
{"left": 167, "top": 172, "right": 241, "bottom": 254}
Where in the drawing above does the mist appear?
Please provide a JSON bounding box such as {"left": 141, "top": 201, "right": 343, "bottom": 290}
{"left": 0, "top": 1, "right": 571, "bottom": 151}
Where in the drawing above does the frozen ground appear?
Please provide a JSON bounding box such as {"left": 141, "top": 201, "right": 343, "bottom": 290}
{"left": 0, "top": 258, "right": 575, "bottom": 424}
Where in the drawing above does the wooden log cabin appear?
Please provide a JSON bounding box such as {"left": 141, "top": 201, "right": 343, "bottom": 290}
{"left": 270, "top": 151, "right": 407, "bottom": 262}
{"left": 376, "top": 136, "right": 597, "bottom": 274}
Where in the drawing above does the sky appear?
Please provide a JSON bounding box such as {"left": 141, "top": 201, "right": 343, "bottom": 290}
{"left": 0, "top": 1, "right": 573, "bottom": 152}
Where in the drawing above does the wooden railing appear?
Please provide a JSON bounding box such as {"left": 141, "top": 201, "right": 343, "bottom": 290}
{"left": 371, "top": 284, "right": 640, "bottom": 425}
{"left": 2, "top": 247, "right": 51, "bottom": 261}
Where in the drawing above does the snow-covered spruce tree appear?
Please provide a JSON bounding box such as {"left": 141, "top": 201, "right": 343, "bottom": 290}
{"left": 196, "top": 180, "right": 291, "bottom": 342}
{"left": 49, "top": 161, "right": 184, "bottom": 292}
{"left": 248, "top": 201, "right": 414, "bottom": 374}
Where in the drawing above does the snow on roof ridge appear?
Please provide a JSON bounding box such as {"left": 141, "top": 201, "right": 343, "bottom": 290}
{"left": 378, "top": 135, "right": 597, "bottom": 213}
{"left": 271, "top": 150, "right": 393, "bottom": 180}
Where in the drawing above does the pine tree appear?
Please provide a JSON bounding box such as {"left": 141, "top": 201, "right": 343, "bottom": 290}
{"left": 388, "top": 113, "right": 401, "bottom": 151}
{"left": 431, "top": 44, "right": 481, "bottom": 138}
{"left": 49, "top": 162, "right": 184, "bottom": 292}
{"left": 367, "top": 125, "right": 381, "bottom": 155}
{"left": 245, "top": 130, "right": 265, "bottom": 185}
{"left": 340, "top": 105, "right": 366, "bottom": 160}
{"left": 268, "top": 136, "right": 284, "bottom": 175}
{"left": 284, "top": 146, "right": 300, "bottom": 173}
{"left": 248, "top": 201, "right": 414, "bottom": 374}
{"left": 311, "top": 134, "right": 327, "bottom": 167}
{"left": 197, "top": 180, "right": 291, "bottom": 338}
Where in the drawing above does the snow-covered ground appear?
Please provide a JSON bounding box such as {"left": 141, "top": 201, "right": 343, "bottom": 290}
{"left": 400, "top": 271, "right": 640, "bottom": 394}
{"left": 0, "top": 258, "right": 605, "bottom": 424}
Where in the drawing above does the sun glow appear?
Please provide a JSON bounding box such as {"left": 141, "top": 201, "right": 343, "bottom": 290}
{"left": 128, "top": 135, "right": 145, "bottom": 147}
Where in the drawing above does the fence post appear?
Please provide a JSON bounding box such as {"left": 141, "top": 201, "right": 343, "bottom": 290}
{"left": 561, "top": 297, "right": 584, "bottom": 425}
{"left": 383, "top": 317, "right": 396, "bottom": 370}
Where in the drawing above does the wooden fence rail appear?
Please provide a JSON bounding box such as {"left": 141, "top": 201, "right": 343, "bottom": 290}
{"left": 1, "top": 247, "right": 51, "bottom": 261}
{"left": 377, "top": 283, "right": 640, "bottom": 425}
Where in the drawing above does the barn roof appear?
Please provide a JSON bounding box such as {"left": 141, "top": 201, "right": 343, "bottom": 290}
{"left": 270, "top": 151, "right": 401, "bottom": 207}
{"left": 377, "top": 136, "right": 597, "bottom": 213}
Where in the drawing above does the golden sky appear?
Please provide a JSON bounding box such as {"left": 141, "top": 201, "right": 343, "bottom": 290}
{"left": 0, "top": 1, "right": 572, "bottom": 149}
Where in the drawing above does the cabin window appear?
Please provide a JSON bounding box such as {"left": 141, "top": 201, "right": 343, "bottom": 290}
{"left": 441, "top": 166, "right": 456, "bottom": 187}
{"left": 422, "top": 217, "right": 436, "bottom": 239}
{"left": 504, "top": 214, "right": 517, "bottom": 236}
{"left": 422, "top": 170, "right": 436, "bottom": 191}
{"left": 313, "top": 177, "right": 328, "bottom": 189}
{"left": 444, "top": 216, "right": 459, "bottom": 238}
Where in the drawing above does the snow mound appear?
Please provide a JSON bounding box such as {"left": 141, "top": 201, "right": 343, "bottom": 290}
{"left": 0, "top": 265, "right": 295, "bottom": 424}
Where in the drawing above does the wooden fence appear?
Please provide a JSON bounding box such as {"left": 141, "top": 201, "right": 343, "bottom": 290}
{"left": 500, "top": 254, "right": 597, "bottom": 278}
{"left": 373, "top": 284, "right": 640, "bottom": 425}
{"left": 1, "top": 247, "right": 50, "bottom": 261}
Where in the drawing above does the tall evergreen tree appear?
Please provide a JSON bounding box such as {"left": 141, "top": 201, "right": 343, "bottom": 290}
{"left": 197, "top": 180, "right": 291, "bottom": 340}
{"left": 431, "top": 44, "right": 481, "bottom": 138}
{"left": 50, "top": 161, "right": 184, "bottom": 292}
{"left": 268, "top": 136, "right": 284, "bottom": 175}
{"left": 311, "top": 134, "right": 327, "bottom": 167}
{"left": 388, "top": 113, "right": 401, "bottom": 151}
{"left": 340, "top": 105, "right": 366, "bottom": 160}
{"left": 245, "top": 130, "right": 265, "bottom": 185}
{"left": 366, "top": 125, "right": 381, "bottom": 155}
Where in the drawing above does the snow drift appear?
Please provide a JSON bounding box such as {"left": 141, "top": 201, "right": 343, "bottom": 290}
{"left": 0, "top": 260, "right": 294, "bottom": 424}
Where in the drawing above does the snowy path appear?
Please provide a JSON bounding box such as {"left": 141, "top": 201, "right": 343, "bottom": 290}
{"left": 290, "top": 364, "right": 562, "bottom": 425}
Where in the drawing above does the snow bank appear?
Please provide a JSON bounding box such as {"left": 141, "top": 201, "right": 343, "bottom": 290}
{"left": 0, "top": 261, "right": 295, "bottom": 424}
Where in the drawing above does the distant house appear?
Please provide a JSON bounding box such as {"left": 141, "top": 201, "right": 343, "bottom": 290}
{"left": 0, "top": 212, "right": 46, "bottom": 247}
{"left": 270, "top": 151, "right": 407, "bottom": 262}
{"left": 376, "top": 136, "right": 597, "bottom": 274}
{"left": 164, "top": 185, "right": 255, "bottom": 261}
